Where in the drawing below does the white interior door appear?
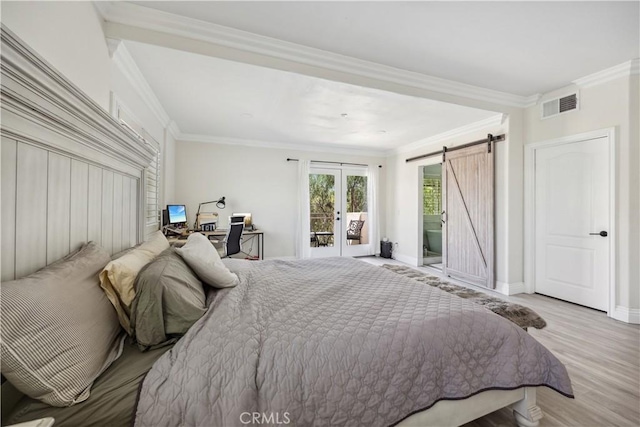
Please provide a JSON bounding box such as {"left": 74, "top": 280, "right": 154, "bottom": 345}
{"left": 309, "top": 166, "right": 371, "bottom": 258}
{"left": 534, "top": 136, "right": 610, "bottom": 311}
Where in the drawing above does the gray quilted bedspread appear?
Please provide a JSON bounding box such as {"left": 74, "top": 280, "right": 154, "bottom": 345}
{"left": 135, "top": 257, "right": 573, "bottom": 427}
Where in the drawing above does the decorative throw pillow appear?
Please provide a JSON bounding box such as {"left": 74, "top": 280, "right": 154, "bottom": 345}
{"left": 175, "top": 233, "right": 239, "bottom": 288}
{"left": 99, "top": 231, "right": 169, "bottom": 334}
{"left": 131, "top": 248, "right": 207, "bottom": 349}
{"left": 0, "top": 242, "right": 125, "bottom": 407}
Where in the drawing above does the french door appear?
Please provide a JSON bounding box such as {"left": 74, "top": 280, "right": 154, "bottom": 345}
{"left": 309, "top": 167, "right": 370, "bottom": 258}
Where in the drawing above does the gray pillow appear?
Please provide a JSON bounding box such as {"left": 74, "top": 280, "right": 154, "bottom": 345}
{"left": 0, "top": 242, "right": 125, "bottom": 407}
{"left": 131, "top": 248, "right": 207, "bottom": 350}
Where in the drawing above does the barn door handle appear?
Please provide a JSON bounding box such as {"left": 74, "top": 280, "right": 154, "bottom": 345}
{"left": 441, "top": 211, "right": 446, "bottom": 223}
{"left": 589, "top": 231, "right": 608, "bottom": 237}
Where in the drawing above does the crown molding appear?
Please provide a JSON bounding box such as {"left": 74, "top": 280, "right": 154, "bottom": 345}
{"left": 178, "top": 133, "right": 388, "bottom": 158}
{"left": 97, "top": 1, "right": 536, "bottom": 109}
{"left": 391, "top": 115, "right": 504, "bottom": 155}
{"left": 166, "top": 120, "right": 181, "bottom": 140}
{"left": 573, "top": 59, "right": 640, "bottom": 89}
{"left": 109, "top": 38, "right": 172, "bottom": 128}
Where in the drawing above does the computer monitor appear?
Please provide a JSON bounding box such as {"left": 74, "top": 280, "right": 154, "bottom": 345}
{"left": 167, "top": 204, "right": 187, "bottom": 225}
{"left": 232, "top": 213, "right": 252, "bottom": 229}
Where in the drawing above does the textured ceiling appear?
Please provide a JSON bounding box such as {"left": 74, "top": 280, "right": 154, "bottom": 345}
{"left": 126, "top": 41, "right": 499, "bottom": 150}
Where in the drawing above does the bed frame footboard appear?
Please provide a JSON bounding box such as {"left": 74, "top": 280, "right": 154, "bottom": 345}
{"left": 511, "top": 388, "right": 543, "bottom": 427}
{"left": 397, "top": 387, "right": 541, "bottom": 427}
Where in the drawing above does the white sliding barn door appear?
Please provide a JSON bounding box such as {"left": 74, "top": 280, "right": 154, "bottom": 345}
{"left": 442, "top": 144, "right": 495, "bottom": 288}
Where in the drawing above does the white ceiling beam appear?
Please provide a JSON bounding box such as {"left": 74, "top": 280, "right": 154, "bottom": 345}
{"left": 98, "top": 1, "right": 533, "bottom": 112}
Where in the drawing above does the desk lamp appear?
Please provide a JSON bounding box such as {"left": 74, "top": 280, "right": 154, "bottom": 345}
{"left": 194, "top": 197, "right": 226, "bottom": 230}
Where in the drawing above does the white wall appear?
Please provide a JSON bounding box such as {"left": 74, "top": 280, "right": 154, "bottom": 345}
{"left": 524, "top": 75, "right": 640, "bottom": 311}
{"left": 174, "top": 141, "right": 385, "bottom": 258}
{"left": 2, "top": 1, "right": 176, "bottom": 217}
{"left": 1, "top": 1, "right": 112, "bottom": 110}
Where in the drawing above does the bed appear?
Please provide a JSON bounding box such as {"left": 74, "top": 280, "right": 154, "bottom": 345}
{"left": 4, "top": 257, "right": 572, "bottom": 426}
{"left": 1, "top": 26, "right": 573, "bottom": 427}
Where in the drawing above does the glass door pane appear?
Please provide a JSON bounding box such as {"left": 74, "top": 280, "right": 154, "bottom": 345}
{"left": 309, "top": 169, "right": 341, "bottom": 257}
{"left": 422, "top": 164, "right": 443, "bottom": 267}
{"left": 342, "top": 170, "right": 370, "bottom": 257}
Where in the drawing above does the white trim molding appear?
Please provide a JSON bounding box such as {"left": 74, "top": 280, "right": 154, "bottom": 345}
{"left": 109, "top": 39, "right": 174, "bottom": 130}
{"left": 524, "top": 127, "right": 618, "bottom": 320}
{"left": 394, "top": 253, "right": 420, "bottom": 267}
{"left": 611, "top": 306, "right": 640, "bottom": 325}
{"left": 166, "top": 120, "right": 181, "bottom": 140}
{"left": 96, "top": 1, "right": 538, "bottom": 109}
{"left": 573, "top": 59, "right": 640, "bottom": 89}
{"left": 495, "top": 281, "right": 526, "bottom": 296}
{"left": 178, "top": 133, "right": 388, "bottom": 157}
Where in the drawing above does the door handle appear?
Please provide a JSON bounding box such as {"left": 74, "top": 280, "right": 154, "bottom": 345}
{"left": 441, "top": 211, "right": 446, "bottom": 223}
{"left": 589, "top": 231, "right": 608, "bottom": 237}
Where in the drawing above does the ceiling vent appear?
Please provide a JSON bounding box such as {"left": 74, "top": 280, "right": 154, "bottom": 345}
{"left": 541, "top": 93, "right": 579, "bottom": 119}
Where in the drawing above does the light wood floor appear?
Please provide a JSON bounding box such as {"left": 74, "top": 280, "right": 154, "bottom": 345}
{"left": 359, "top": 257, "right": 640, "bottom": 426}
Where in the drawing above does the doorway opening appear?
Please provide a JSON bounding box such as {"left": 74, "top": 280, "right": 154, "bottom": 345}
{"left": 422, "top": 164, "right": 443, "bottom": 269}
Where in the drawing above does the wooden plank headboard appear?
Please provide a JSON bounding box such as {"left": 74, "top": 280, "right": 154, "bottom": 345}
{"left": 0, "top": 25, "right": 156, "bottom": 281}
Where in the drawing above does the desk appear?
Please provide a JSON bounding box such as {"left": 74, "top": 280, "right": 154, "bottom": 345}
{"left": 167, "top": 229, "right": 264, "bottom": 260}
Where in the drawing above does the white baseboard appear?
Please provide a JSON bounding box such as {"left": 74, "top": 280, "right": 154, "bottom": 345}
{"left": 495, "top": 281, "right": 526, "bottom": 296}
{"left": 394, "top": 253, "right": 420, "bottom": 267}
{"left": 611, "top": 306, "right": 640, "bottom": 324}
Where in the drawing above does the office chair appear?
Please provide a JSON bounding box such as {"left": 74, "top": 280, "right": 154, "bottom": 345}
{"left": 222, "top": 219, "right": 245, "bottom": 258}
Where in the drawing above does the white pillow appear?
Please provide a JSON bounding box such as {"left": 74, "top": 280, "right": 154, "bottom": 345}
{"left": 175, "top": 233, "right": 239, "bottom": 288}
{"left": 99, "top": 230, "right": 169, "bottom": 334}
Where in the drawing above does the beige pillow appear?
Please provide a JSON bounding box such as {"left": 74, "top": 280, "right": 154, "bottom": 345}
{"left": 0, "top": 242, "right": 124, "bottom": 407}
{"left": 99, "top": 231, "right": 169, "bottom": 334}
{"left": 175, "top": 233, "right": 239, "bottom": 288}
